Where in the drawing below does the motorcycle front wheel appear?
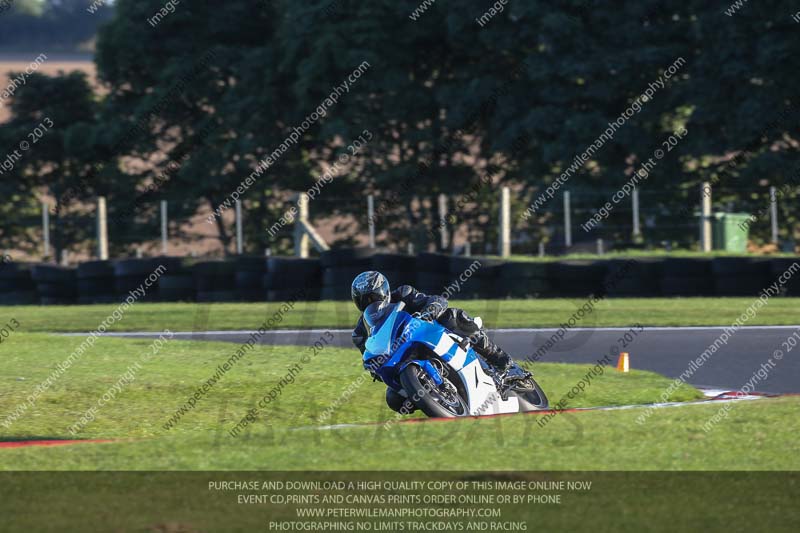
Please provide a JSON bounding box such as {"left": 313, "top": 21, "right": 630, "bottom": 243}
{"left": 400, "top": 364, "right": 468, "bottom": 418}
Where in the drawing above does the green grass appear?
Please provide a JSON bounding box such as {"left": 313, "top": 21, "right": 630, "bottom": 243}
{"left": 5, "top": 297, "right": 800, "bottom": 333}
{"left": 9, "top": 332, "right": 800, "bottom": 472}
{"left": 508, "top": 250, "right": 800, "bottom": 261}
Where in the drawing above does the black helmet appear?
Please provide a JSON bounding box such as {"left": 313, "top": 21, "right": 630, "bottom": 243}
{"left": 351, "top": 271, "right": 390, "bottom": 312}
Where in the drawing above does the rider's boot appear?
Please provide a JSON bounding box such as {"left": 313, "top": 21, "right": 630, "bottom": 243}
{"left": 475, "top": 336, "right": 512, "bottom": 374}
{"left": 439, "top": 308, "right": 512, "bottom": 374}
{"left": 470, "top": 331, "right": 534, "bottom": 382}
{"left": 386, "top": 388, "right": 417, "bottom": 414}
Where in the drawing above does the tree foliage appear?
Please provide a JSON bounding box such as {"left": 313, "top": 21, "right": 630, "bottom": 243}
{"left": 3, "top": 0, "right": 799, "bottom": 255}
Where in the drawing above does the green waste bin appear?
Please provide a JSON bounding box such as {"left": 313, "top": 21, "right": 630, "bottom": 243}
{"left": 712, "top": 212, "right": 752, "bottom": 252}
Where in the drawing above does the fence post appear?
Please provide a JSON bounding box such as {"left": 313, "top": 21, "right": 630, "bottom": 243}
{"left": 42, "top": 202, "right": 50, "bottom": 260}
{"left": 367, "top": 195, "right": 376, "bottom": 248}
{"left": 235, "top": 199, "right": 243, "bottom": 255}
{"left": 294, "top": 193, "right": 310, "bottom": 258}
{"left": 96, "top": 196, "right": 108, "bottom": 260}
{"left": 632, "top": 187, "right": 641, "bottom": 240}
{"left": 770, "top": 186, "right": 779, "bottom": 244}
{"left": 160, "top": 200, "right": 168, "bottom": 255}
{"left": 596, "top": 238, "right": 604, "bottom": 255}
{"left": 538, "top": 242, "right": 545, "bottom": 257}
{"left": 701, "top": 182, "right": 712, "bottom": 252}
{"left": 438, "top": 193, "right": 449, "bottom": 251}
{"left": 564, "top": 190, "right": 572, "bottom": 248}
{"left": 499, "top": 186, "right": 511, "bottom": 257}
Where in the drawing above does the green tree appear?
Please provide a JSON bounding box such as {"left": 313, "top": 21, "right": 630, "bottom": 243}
{"left": 0, "top": 71, "right": 101, "bottom": 259}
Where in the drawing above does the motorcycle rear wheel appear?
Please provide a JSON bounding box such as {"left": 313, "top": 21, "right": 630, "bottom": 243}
{"left": 400, "top": 364, "right": 468, "bottom": 418}
{"left": 509, "top": 376, "right": 549, "bottom": 411}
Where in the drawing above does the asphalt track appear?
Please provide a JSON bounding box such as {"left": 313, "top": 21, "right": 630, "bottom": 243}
{"left": 97, "top": 326, "right": 800, "bottom": 394}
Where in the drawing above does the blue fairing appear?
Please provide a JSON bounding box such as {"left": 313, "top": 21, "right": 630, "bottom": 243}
{"left": 362, "top": 303, "right": 478, "bottom": 390}
{"left": 363, "top": 304, "right": 420, "bottom": 390}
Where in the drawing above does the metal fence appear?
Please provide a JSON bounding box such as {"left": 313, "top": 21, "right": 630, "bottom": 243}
{"left": 2, "top": 182, "right": 799, "bottom": 264}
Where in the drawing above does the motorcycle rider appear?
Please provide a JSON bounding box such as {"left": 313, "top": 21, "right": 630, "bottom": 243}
{"left": 350, "top": 271, "right": 524, "bottom": 413}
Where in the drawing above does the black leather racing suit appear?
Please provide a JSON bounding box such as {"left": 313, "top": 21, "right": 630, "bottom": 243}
{"left": 351, "top": 285, "right": 511, "bottom": 371}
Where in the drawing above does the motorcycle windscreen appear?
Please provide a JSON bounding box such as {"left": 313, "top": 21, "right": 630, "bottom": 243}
{"left": 363, "top": 302, "right": 404, "bottom": 372}
{"left": 363, "top": 300, "right": 393, "bottom": 335}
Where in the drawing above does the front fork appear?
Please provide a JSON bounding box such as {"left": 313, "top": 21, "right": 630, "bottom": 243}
{"left": 402, "top": 359, "right": 444, "bottom": 386}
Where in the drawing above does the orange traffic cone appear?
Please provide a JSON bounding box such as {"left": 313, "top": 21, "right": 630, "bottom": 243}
{"left": 616, "top": 352, "right": 630, "bottom": 373}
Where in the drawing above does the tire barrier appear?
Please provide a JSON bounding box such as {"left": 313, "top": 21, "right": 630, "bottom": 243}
{"left": 413, "top": 253, "right": 451, "bottom": 297}
{"left": 2, "top": 251, "right": 799, "bottom": 305}
{"left": 320, "top": 248, "right": 376, "bottom": 300}
{"left": 604, "top": 258, "right": 662, "bottom": 297}
{"left": 770, "top": 258, "right": 800, "bottom": 296}
{"left": 660, "top": 258, "right": 714, "bottom": 297}
{"left": 549, "top": 260, "right": 608, "bottom": 297}
{"left": 235, "top": 256, "right": 267, "bottom": 302}
{"left": 77, "top": 261, "right": 116, "bottom": 304}
{"left": 115, "top": 257, "right": 181, "bottom": 302}
{"left": 448, "top": 256, "right": 504, "bottom": 299}
{"left": 372, "top": 254, "right": 416, "bottom": 290}
{"left": 153, "top": 257, "right": 195, "bottom": 303}
{"left": 711, "top": 257, "right": 772, "bottom": 296}
{"left": 499, "top": 261, "right": 550, "bottom": 298}
{"left": 194, "top": 261, "right": 237, "bottom": 303}
{"left": 265, "top": 258, "right": 322, "bottom": 301}
{"left": 0, "top": 263, "right": 37, "bottom": 305}
{"left": 32, "top": 265, "right": 77, "bottom": 305}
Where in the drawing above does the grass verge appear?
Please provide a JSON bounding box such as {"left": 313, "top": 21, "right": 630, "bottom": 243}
{"left": 4, "top": 297, "right": 800, "bottom": 333}
{"left": 10, "top": 333, "right": 799, "bottom": 472}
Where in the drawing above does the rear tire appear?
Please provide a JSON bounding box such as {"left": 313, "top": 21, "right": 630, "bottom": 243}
{"left": 510, "top": 377, "right": 549, "bottom": 411}
{"left": 399, "top": 364, "right": 467, "bottom": 418}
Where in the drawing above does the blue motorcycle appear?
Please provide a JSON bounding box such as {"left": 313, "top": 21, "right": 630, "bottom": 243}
{"left": 362, "top": 301, "right": 548, "bottom": 418}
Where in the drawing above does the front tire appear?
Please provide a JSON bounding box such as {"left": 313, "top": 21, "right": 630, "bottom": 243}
{"left": 399, "top": 364, "right": 468, "bottom": 418}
